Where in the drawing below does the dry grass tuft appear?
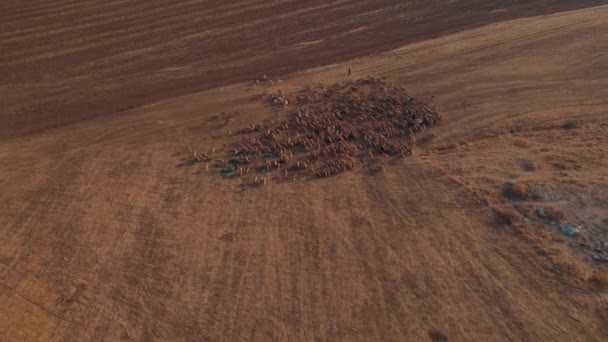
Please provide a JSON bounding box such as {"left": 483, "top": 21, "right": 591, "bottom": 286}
{"left": 512, "top": 138, "right": 532, "bottom": 149}
{"left": 494, "top": 207, "right": 522, "bottom": 226}
{"left": 503, "top": 182, "right": 531, "bottom": 200}
{"left": 587, "top": 272, "right": 608, "bottom": 292}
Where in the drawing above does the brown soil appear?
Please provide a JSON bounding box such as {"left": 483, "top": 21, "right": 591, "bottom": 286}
{"left": 2, "top": 2, "right": 608, "bottom": 341}
{"left": 1, "top": 0, "right": 607, "bottom": 139}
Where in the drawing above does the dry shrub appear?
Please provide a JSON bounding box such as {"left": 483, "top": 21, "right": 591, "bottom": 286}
{"left": 587, "top": 272, "right": 608, "bottom": 292}
{"left": 494, "top": 207, "right": 522, "bottom": 226}
{"left": 428, "top": 329, "right": 448, "bottom": 342}
{"left": 562, "top": 119, "right": 581, "bottom": 130}
{"left": 502, "top": 182, "right": 530, "bottom": 200}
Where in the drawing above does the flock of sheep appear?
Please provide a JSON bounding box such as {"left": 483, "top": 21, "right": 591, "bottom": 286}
{"left": 186, "top": 77, "right": 442, "bottom": 186}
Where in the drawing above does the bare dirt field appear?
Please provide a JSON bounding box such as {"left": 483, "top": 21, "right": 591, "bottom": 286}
{"left": 1, "top": 0, "right": 607, "bottom": 139}
{"left": 1, "top": 1, "right": 608, "bottom": 341}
